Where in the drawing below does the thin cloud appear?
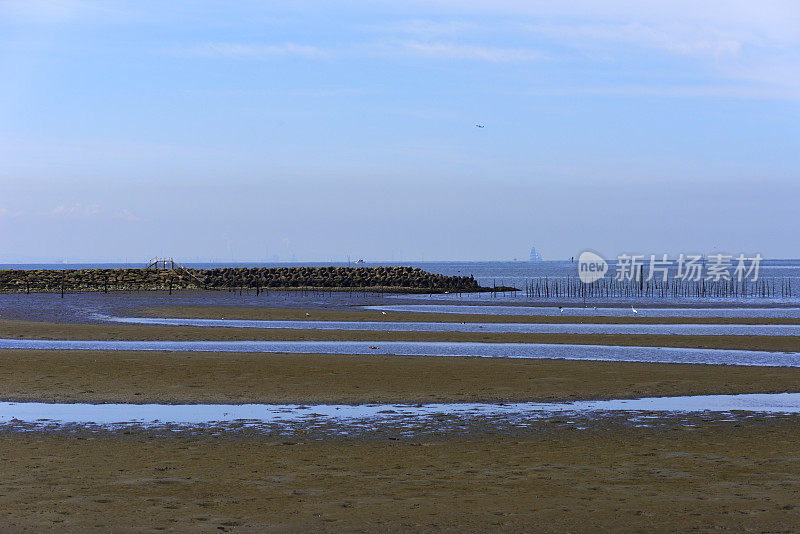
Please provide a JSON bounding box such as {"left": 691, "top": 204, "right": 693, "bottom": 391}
{"left": 723, "top": 57, "right": 800, "bottom": 98}
{"left": 0, "top": 207, "right": 27, "bottom": 218}
{"left": 52, "top": 203, "right": 102, "bottom": 216}
{"left": 288, "top": 88, "right": 375, "bottom": 97}
{"left": 114, "top": 209, "right": 141, "bottom": 222}
{"left": 0, "top": 0, "right": 87, "bottom": 21}
{"left": 520, "top": 84, "right": 800, "bottom": 101}
{"left": 521, "top": 20, "right": 799, "bottom": 98}
{"left": 524, "top": 23, "right": 744, "bottom": 59}
{"left": 173, "top": 42, "right": 330, "bottom": 59}
{"left": 360, "top": 19, "right": 478, "bottom": 37}
{"left": 400, "top": 41, "right": 545, "bottom": 62}
{"left": 51, "top": 203, "right": 143, "bottom": 221}
{"left": 173, "top": 40, "right": 545, "bottom": 63}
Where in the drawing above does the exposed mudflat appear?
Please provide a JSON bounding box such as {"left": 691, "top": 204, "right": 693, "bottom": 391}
{"left": 4, "top": 301, "right": 800, "bottom": 531}
{"left": 4, "top": 348, "right": 800, "bottom": 404}
{"left": 2, "top": 420, "right": 800, "bottom": 532}
{"left": 145, "top": 304, "right": 800, "bottom": 324}
{"left": 2, "top": 318, "right": 800, "bottom": 352}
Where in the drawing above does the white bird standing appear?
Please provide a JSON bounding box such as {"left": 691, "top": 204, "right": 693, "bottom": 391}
{"left": 631, "top": 305, "right": 638, "bottom": 315}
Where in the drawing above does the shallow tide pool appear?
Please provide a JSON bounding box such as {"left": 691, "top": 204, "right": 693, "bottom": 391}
{"left": 365, "top": 304, "right": 800, "bottom": 318}
{"left": 2, "top": 394, "right": 800, "bottom": 432}
{"left": 101, "top": 314, "right": 800, "bottom": 336}
{"left": 1, "top": 338, "right": 799, "bottom": 366}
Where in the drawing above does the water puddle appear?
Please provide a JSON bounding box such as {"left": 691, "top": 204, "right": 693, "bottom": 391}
{"left": 101, "top": 314, "right": 800, "bottom": 336}
{"left": 1, "top": 338, "right": 799, "bottom": 366}
{"left": 366, "top": 304, "right": 800, "bottom": 318}
{"left": 2, "top": 394, "right": 799, "bottom": 433}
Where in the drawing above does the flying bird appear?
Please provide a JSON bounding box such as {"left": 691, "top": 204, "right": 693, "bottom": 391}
{"left": 475, "top": 124, "right": 485, "bottom": 128}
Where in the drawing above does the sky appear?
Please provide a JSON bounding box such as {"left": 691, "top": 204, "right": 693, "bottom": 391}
{"left": 1, "top": 0, "right": 799, "bottom": 263}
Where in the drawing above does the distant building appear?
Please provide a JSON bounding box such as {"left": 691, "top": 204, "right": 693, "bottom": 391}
{"left": 529, "top": 247, "right": 543, "bottom": 262}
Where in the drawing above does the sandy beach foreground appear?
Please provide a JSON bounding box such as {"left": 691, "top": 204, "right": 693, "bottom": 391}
{"left": 2, "top": 420, "right": 800, "bottom": 532}
{"left": 3, "top": 303, "right": 800, "bottom": 531}
{"left": 3, "top": 349, "right": 800, "bottom": 404}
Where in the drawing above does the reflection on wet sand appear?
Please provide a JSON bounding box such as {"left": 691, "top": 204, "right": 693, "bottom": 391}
{"left": 2, "top": 338, "right": 799, "bottom": 366}
{"left": 367, "top": 304, "right": 800, "bottom": 318}
{"left": 3, "top": 393, "right": 800, "bottom": 433}
{"left": 102, "top": 314, "right": 800, "bottom": 335}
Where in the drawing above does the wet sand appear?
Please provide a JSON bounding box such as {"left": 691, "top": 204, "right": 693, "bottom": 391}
{"left": 4, "top": 349, "right": 800, "bottom": 404}
{"left": 2, "top": 319, "right": 800, "bottom": 352}
{"left": 4, "top": 304, "right": 800, "bottom": 531}
{"left": 2, "top": 420, "right": 800, "bottom": 532}
{"left": 146, "top": 305, "right": 800, "bottom": 324}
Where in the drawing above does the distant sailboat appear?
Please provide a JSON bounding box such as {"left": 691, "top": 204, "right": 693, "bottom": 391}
{"left": 529, "top": 247, "right": 543, "bottom": 262}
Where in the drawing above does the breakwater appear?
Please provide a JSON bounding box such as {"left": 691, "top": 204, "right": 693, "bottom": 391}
{"left": 0, "top": 266, "right": 503, "bottom": 294}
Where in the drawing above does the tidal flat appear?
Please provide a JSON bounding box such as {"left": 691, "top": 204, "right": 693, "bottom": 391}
{"left": 2, "top": 420, "right": 800, "bottom": 532}
{"left": 6, "top": 348, "right": 800, "bottom": 404}
{"left": 2, "top": 317, "right": 800, "bottom": 352}
{"left": 3, "top": 294, "right": 800, "bottom": 531}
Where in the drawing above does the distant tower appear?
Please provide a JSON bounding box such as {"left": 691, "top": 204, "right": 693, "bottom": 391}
{"left": 529, "top": 247, "right": 543, "bottom": 262}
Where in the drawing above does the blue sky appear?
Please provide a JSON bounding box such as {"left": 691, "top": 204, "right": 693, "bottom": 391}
{"left": 1, "top": 1, "right": 798, "bottom": 262}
